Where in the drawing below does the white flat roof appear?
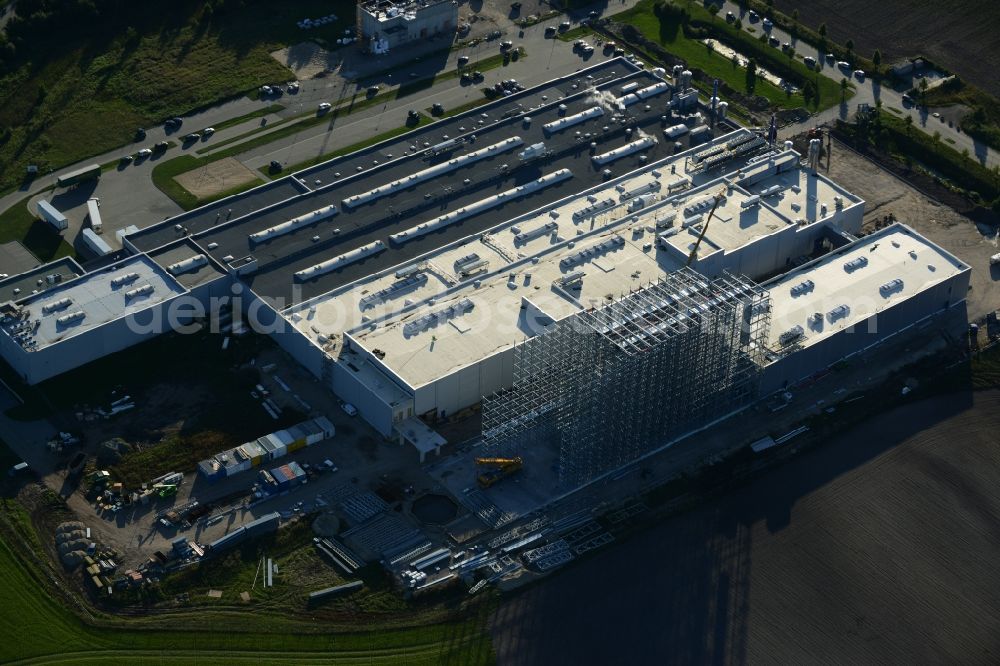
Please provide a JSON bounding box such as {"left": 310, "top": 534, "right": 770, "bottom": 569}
{"left": 282, "top": 133, "right": 869, "bottom": 391}
{"left": 5, "top": 255, "right": 186, "bottom": 351}
{"left": 765, "top": 224, "right": 968, "bottom": 352}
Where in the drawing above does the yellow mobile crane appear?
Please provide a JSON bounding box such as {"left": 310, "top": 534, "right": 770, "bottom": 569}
{"left": 475, "top": 456, "right": 524, "bottom": 488}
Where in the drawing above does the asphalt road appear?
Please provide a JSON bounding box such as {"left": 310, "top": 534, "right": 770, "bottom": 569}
{"left": 2, "top": 0, "right": 995, "bottom": 255}
{"left": 714, "top": 1, "right": 999, "bottom": 167}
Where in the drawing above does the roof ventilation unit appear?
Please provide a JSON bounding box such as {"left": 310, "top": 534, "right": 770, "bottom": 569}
{"left": 248, "top": 205, "right": 338, "bottom": 244}
{"left": 294, "top": 241, "right": 386, "bottom": 282}
{"left": 124, "top": 283, "right": 155, "bottom": 300}
{"left": 56, "top": 311, "right": 86, "bottom": 326}
{"left": 778, "top": 325, "right": 804, "bottom": 346}
{"left": 843, "top": 256, "right": 868, "bottom": 273}
{"left": 42, "top": 298, "right": 73, "bottom": 314}
{"left": 789, "top": 279, "right": 814, "bottom": 296}
{"left": 111, "top": 272, "right": 141, "bottom": 288}
{"left": 879, "top": 278, "right": 904, "bottom": 295}
{"left": 168, "top": 254, "right": 209, "bottom": 275}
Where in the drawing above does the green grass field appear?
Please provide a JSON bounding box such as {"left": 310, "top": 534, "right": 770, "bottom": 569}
{"left": 0, "top": 495, "right": 493, "bottom": 665}
{"left": 0, "top": 1, "right": 355, "bottom": 195}
{"left": 0, "top": 195, "right": 76, "bottom": 262}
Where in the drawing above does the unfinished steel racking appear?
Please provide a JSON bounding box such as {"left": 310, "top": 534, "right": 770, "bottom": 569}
{"left": 481, "top": 267, "right": 771, "bottom": 488}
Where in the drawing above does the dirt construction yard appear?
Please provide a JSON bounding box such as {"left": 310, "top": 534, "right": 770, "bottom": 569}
{"left": 773, "top": 0, "right": 1000, "bottom": 98}
{"left": 174, "top": 157, "right": 260, "bottom": 200}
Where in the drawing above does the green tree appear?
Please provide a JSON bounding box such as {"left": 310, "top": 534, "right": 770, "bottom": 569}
{"left": 708, "top": 4, "right": 720, "bottom": 17}
{"left": 746, "top": 59, "right": 758, "bottom": 94}
{"left": 840, "top": 77, "right": 848, "bottom": 101}
{"left": 904, "top": 114, "right": 914, "bottom": 136}
{"left": 846, "top": 38, "right": 854, "bottom": 57}
{"left": 919, "top": 77, "right": 929, "bottom": 105}
{"left": 802, "top": 80, "right": 816, "bottom": 107}
{"left": 872, "top": 49, "right": 881, "bottom": 74}
{"left": 731, "top": 53, "right": 739, "bottom": 70}
{"left": 819, "top": 23, "right": 827, "bottom": 38}
{"left": 734, "top": 18, "right": 742, "bottom": 30}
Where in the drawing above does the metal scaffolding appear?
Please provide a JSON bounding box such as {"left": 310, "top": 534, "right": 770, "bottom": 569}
{"left": 481, "top": 267, "right": 771, "bottom": 488}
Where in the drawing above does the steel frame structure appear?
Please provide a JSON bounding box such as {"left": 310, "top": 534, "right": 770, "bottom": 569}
{"left": 481, "top": 267, "right": 771, "bottom": 488}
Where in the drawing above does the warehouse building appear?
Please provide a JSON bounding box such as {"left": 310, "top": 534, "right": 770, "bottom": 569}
{"left": 758, "top": 222, "right": 970, "bottom": 393}
{"left": 0, "top": 59, "right": 974, "bottom": 481}
{"left": 357, "top": 0, "right": 458, "bottom": 53}
{"left": 0, "top": 254, "right": 193, "bottom": 384}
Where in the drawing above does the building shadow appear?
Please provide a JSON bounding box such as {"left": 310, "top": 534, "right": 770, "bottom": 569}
{"left": 487, "top": 387, "right": 976, "bottom": 665}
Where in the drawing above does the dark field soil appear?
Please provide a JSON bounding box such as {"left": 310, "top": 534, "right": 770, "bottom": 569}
{"left": 773, "top": 0, "right": 1000, "bottom": 97}
{"left": 491, "top": 390, "right": 1000, "bottom": 664}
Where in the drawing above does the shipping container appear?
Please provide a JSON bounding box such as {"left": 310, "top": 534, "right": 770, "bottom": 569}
{"left": 86, "top": 198, "right": 103, "bottom": 233}
{"left": 36, "top": 200, "right": 68, "bottom": 231}
{"left": 56, "top": 164, "right": 101, "bottom": 188}
{"left": 81, "top": 228, "right": 112, "bottom": 257}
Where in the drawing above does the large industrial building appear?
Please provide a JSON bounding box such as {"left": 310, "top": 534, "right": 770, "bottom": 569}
{"left": 357, "top": 0, "right": 458, "bottom": 53}
{"left": 0, "top": 58, "right": 971, "bottom": 491}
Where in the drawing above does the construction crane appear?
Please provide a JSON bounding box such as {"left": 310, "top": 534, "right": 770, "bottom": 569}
{"left": 475, "top": 456, "right": 523, "bottom": 489}
{"left": 685, "top": 189, "right": 727, "bottom": 267}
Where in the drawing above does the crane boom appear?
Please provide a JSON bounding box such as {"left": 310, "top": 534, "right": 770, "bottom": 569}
{"left": 685, "top": 191, "right": 725, "bottom": 268}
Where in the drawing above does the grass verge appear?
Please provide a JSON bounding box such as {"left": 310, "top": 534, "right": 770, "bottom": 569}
{"left": 0, "top": 501, "right": 494, "bottom": 664}
{"left": 918, "top": 76, "right": 1000, "bottom": 152}
{"left": 610, "top": 0, "right": 844, "bottom": 112}
{"left": 0, "top": 196, "right": 76, "bottom": 263}
{"left": 0, "top": 0, "right": 357, "bottom": 195}
{"left": 837, "top": 110, "right": 1000, "bottom": 204}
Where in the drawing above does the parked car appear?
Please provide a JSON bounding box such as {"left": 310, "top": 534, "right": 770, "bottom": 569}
{"left": 458, "top": 55, "right": 469, "bottom": 65}
{"left": 269, "top": 160, "right": 283, "bottom": 172}
{"left": 137, "top": 148, "right": 152, "bottom": 158}
{"left": 318, "top": 102, "right": 332, "bottom": 112}
{"left": 559, "top": 21, "right": 571, "bottom": 30}
{"left": 119, "top": 155, "right": 133, "bottom": 165}
{"left": 183, "top": 132, "right": 200, "bottom": 142}
{"left": 854, "top": 69, "right": 866, "bottom": 81}
{"left": 153, "top": 141, "right": 169, "bottom": 152}
{"left": 287, "top": 82, "right": 300, "bottom": 93}
{"left": 545, "top": 25, "right": 556, "bottom": 36}
{"left": 500, "top": 40, "right": 513, "bottom": 50}
{"left": 726, "top": 11, "right": 734, "bottom": 22}
{"left": 367, "top": 85, "right": 380, "bottom": 96}
{"left": 202, "top": 127, "right": 215, "bottom": 136}
{"left": 341, "top": 402, "right": 358, "bottom": 416}
{"left": 134, "top": 127, "right": 146, "bottom": 141}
